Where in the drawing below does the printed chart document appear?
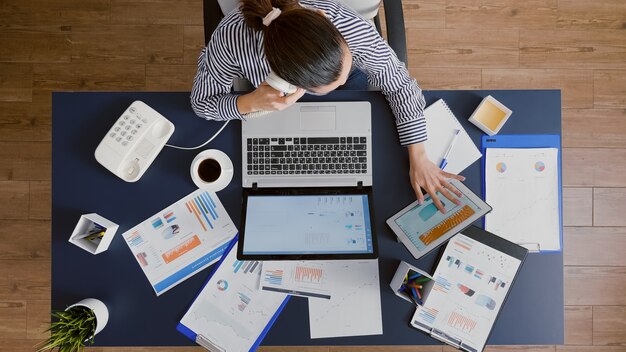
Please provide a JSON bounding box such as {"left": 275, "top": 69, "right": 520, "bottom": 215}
{"left": 485, "top": 148, "right": 560, "bottom": 251}
{"left": 178, "top": 241, "right": 288, "bottom": 352}
{"left": 122, "top": 189, "right": 237, "bottom": 295}
{"left": 261, "top": 261, "right": 332, "bottom": 299}
{"left": 411, "top": 233, "right": 522, "bottom": 352}
{"left": 308, "top": 259, "right": 383, "bottom": 339}
{"left": 424, "top": 99, "right": 482, "bottom": 175}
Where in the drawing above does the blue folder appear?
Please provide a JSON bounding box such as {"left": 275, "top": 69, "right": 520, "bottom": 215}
{"left": 481, "top": 134, "right": 563, "bottom": 253}
{"left": 176, "top": 235, "right": 290, "bottom": 351}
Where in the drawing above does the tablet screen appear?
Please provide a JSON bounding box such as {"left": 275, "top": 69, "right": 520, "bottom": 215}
{"left": 388, "top": 179, "right": 492, "bottom": 259}
{"left": 241, "top": 194, "right": 374, "bottom": 256}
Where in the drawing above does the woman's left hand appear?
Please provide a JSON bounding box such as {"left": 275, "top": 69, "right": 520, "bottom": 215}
{"left": 407, "top": 143, "right": 465, "bottom": 213}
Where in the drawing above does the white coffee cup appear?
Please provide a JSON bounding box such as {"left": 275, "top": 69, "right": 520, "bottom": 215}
{"left": 190, "top": 149, "right": 234, "bottom": 192}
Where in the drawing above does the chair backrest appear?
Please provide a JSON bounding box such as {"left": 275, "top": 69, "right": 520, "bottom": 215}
{"left": 217, "top": 0, "right": 381, "bottom": 21}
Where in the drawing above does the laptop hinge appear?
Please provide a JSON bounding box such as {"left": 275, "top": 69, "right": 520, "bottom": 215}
{"left": 357, "top": 181, "right": 363, "bottom": 189}
{"left": 252, "top": 182, "right": 258, "bottom": 190}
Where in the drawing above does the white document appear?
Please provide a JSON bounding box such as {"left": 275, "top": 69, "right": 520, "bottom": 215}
{"left": 411, "top": 234, "right": 522, "bottom": 352}
{"left": 485, "top": 148, "right": 560, "bottom": 251}
{"left": 261, "top": 261, "right": 332, "bottom": 299}
{"left": 122, "top": 189, "right": 237, "bottom": 295}
{"left": 424, "top": 99, "right": 482, "bottom": 175}
{"left": 179, "top": 242, "right": 288, "bottom": 352}
{"left": 308, "top": 259, "right": 383, "bottom": 339}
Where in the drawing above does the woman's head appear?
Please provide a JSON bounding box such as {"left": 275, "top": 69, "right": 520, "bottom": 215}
{"left": 240, "top": 0, "right": 351, "bottom": 92}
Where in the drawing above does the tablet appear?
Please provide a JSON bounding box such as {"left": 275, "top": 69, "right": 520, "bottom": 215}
{"left": 386, "top": 179, "right": 492, "bottom": 260}
{"left": 238, "top": 187, "right": 377, "bottom": 260}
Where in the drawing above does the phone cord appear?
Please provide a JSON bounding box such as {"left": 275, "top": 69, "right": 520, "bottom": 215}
{"left": 165, "top": 120, "right": 230, "bottom": 150}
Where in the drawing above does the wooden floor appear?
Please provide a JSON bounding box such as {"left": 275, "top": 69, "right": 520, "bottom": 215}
{"left": 1, "top": 0, "right": 625, "bottom": 351}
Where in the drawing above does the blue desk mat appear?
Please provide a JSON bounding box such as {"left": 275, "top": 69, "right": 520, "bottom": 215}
{"left": 52, "top": 90, "right": 563, "bottom": 346}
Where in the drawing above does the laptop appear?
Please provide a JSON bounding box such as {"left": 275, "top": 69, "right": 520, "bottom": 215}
{"left": 238, "top": 101, "right": 377, "bottom": 260}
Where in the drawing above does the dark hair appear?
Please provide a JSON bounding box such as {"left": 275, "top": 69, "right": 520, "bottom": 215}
{"left": 240, "top": 0, "right": 346, "bottom": 90}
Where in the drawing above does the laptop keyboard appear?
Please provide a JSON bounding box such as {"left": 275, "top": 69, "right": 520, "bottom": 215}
{"left": 246, "top": 137, "right": 368, "bottom": 175}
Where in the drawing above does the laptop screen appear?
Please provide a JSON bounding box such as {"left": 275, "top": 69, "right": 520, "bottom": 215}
{"left": 239, "top": 191, "right": 377, "bottom": 260}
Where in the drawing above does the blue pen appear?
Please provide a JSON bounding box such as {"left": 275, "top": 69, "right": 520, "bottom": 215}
{"left": 439, "top": 129, "right": 460, "bottom": 170}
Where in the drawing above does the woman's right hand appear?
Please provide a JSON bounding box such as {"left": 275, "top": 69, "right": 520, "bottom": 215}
{"left": 236, "top": 82, "right": 306, "bottom": 115}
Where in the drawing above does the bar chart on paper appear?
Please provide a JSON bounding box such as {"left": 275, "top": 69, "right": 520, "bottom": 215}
{"left": 185, "top": 191, "right": 220, "bottom": 231}
{"left": 260, "top": 261, "right": 332, "bottom": 299}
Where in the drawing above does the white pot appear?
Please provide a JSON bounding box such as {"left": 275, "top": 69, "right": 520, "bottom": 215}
{"left": 66, "top": 298, "right": 109, "bottom": 335}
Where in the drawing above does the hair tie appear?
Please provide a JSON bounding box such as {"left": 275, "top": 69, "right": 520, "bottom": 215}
{"left": 262, "top": 7, "right": 282, "bottom": 26}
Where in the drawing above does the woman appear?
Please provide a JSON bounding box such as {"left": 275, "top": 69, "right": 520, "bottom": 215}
{"left": 191, "top": 0, "right": 464, "bottom": 212}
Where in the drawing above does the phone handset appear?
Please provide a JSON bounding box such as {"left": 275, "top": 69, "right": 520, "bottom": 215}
{"left": 243, "top": 72, "right": 298, "bottom": 118}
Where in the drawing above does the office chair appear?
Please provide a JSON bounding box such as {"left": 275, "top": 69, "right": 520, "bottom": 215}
{"left": 202, "top": 0, "right": 407, "bottom": 90}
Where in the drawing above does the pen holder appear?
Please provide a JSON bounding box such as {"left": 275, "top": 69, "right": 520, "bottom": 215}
{"left": 390, "top": 261, "right": 435, "bottom": 307}
{"left": 68, "top": 213, "right": 119, "bottom": 254}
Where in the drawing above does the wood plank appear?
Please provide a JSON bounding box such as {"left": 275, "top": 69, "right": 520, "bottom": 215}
{"left": 259, "top": 348, "right": 329, "bottom": 352}
{"left": 0, "top": 0, "right": 110, "bottom": 26}
{"left": 29, "top": 181, "right": 50, "bottom": 220}
{"left": 110, "top": 0, "right": 202, "bottom": 25}
{"left": 87, "top": 347, "right": 205, "bottom": 351}
{"left": 0, "top": 142, "right": 50, "bottom": 181}
{"left": 406, "top": 29, "right": 519, "bottom": 68}
{"left": 0, "top": 181, "right": 29, "bottom": 219}
{"left": 565, "top": 227, "right": 626, "bottom": 266}
{"left": 594, "top": 188, "right": 626, "bottom": 226}
{"left": 145, "top": 64, "right": 197, "bottom": 91}
{"left": 26, "top": 299, "right": 49, "bottom": 340}
{"left": 0, "top": 301, "right": 26, "bottom": 339}
{"left": 520, "top": 30, "right": 626, "bottom": 69}
{"left": 184, "top": 25, "right": 204, "bottom": 65}
{"left": 33, "top": 63, "right": 145, "bottom": 91}
{"left": 564, "top": 306, "right": 593, "bottom": 345}
{"left": 70, "top": 25, "right": 184, "bottom": 64}
{"left": 445, "top": 346, "right": 554, "bottom": 352}
{"left": 481, "top": 69, "right": 593, "bottom": 108}
{"left": 0, "top": 90, "right": 52, "bottom": 142}
{"left": 563, "top": 108, "right": 626, "bottom": 148}
{"left": 445, "top": 0, "right": 557, "bottom": 30}
{"left": 564, "top": 267, "right": 626, "bottom": 305}
{"left": 0, "top": 63, "right": 32, "bottom": 102}
{"left": 0, "top": 339, "right": 47, "bottom": 352}
{"left": 0, "top": 260, "right": 50, "bottom": 300}
{"left": 0, "top": 220, "right": 50, "bottom": 260}
{"left": 593, "top": 306, "right": 626, "bottom": 346}
{"left": 594, "top": 70, "right": 626, "bottom": 108}
{"left": 557, "top": 347, "right": 626, "bottom": 352}
{"left": 409, "top": 68, "right": 482, "bottom": 89}
{"left": 0, "top": 26, "right": 71, "bottom": 63}
{"left": 563, "top": 188, "right": 593, "bottom": 227}
{"left": 557, "top": 0, "right": 626, "bottom": 30}
{"left": 563, "top": 148, "right": 626, "bottom": 187}
{"left": 403, "top": 0, "right": 446, "bottom": 29}
{"left": 334, "top": 347, "right": 441, "bottom": 352}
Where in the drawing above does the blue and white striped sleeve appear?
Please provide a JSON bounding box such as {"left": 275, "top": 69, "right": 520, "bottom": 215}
{"left": 334, "top": 6, "right": 427, "bottom": 146}
{"left": 190, "top": 26, "right": 245, "bottom": 121}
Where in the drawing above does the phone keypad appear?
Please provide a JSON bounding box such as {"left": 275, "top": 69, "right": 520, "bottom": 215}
{"left": 107, "top": 111, "right": 149, "bottom": 148}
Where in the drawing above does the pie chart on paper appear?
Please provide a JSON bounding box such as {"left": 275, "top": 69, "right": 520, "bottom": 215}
{"left": 495, "top": 162, "right": 507, "bottom": 173}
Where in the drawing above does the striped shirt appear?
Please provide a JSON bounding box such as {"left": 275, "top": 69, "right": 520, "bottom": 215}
{"left": 191, "top": 0, "right": 427, "bottom": 146}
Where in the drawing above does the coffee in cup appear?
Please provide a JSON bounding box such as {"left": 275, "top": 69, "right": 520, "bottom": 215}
{"left": 190, "top": 149, "right": 233, "bottom": 192}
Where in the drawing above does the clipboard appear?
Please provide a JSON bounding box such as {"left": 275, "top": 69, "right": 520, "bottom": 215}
{"left": 176, "top": 235, "right": 290, "bottom": 352}
{"left": 410, "top": 226, "right": 528, "bottom": 352}
{"left": 481, "top": 134, "right": 563, "bottom": 253}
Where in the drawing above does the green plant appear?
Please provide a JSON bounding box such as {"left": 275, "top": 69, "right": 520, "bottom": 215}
{"left": 38, "top": 306, "right": 97, "bottom": 352}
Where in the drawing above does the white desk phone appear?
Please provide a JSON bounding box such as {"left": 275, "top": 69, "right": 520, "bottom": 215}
{"left": 94, "top": 72, "right": 296, "bottom": 182}
{"left": 95, "top": 101, "right": 175, "bottom": 182}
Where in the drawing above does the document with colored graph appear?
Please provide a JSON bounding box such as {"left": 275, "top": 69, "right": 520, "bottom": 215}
{"left": 411, "top": 230, "right": 526, "bottom": 352}
{"left": 122, "top": 189, "right": 237, "bottom": 295}
{"left": 260, "top": 261, "right": 333, "bottom": 299}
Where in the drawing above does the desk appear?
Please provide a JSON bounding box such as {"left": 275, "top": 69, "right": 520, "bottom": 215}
{"left": 52, "top": 90, "right": 563, "bottom": 346}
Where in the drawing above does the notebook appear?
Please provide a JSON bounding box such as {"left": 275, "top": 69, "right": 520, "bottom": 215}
{"left": 424, "top": 99, "right": 482, "bottom": 175}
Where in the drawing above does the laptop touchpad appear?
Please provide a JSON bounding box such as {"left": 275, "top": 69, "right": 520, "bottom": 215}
{"left": 300, "top": 106, "right": 336, "bottom": 130}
